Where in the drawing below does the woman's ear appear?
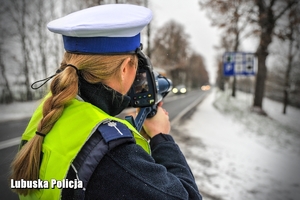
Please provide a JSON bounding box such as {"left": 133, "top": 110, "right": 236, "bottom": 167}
{"left": 120, "top": 57, "right": 131, "bottom": 79}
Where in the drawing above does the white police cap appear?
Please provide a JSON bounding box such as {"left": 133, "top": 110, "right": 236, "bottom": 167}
{"left": 47, "top": 4, "right": 152, "bottom": 54}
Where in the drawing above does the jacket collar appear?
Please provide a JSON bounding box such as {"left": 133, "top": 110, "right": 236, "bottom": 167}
{"left": 78, "top": 76, "right": 131, "bottom": 116}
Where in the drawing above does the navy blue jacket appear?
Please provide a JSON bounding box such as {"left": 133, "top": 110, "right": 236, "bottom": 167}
{"left": 62, "top": 132, "right": 202, "bottom": 200}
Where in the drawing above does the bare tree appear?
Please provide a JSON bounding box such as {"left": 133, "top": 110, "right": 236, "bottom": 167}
{"left": 252, "top": 0, "right": 298, "bottom": 114}
{"left": 0, "top": 0, "right": 66, "bottom": 101}
{"left": 215, "top": 36, "right": 233, "bottom": 91}
{"left": 6, "top": 0, "right": 36, "bottom": 101}
{"left": 200, "top": 0, "right": 298, "bottom": 114}
{"left": 216, "top": 54, "right": 227, "bottom": 91}
{"left": 0, "top": 58, "right": 13, "bottom": 103}
{"left": 200, "top": 0, "right": 255, "bottom": 97}
{"left": 275, "top": 3, "right": 300, "bottom": 114}
{"left": 0, "top": 1, "right": 14, "bottom": 103}
{"left": 35, "top": 1, "right": 48, "bottom": 78}
{"left": 186, "top": 53, "right": 209, "bottom": 88}
{"left": 143, "top": 0, "right": 151, "bottom": 58}
{"left": 151, "top": 21, "right": 190, "bottom": 86}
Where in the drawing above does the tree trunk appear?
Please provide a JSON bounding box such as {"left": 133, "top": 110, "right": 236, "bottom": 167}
{"left": 283, "top": 36, "right": 294, "bottom": 114}
{"left": 146, "top": 22, "right": 151, "bottom": 58}
{"left": 253, "top": 1, "right": 274, "bottom": 112}
{"left": 253, "top": 48, "right": 268, "bottom": 109}
{"left": 231, "top": 6, "right": 240, "bottom": 98}
{"left": 232, "top": 75, "right": 236, "bottom": 97}
{"left": 0, "top": 4, "right": 13, "bottom": 103}
{"left": 0, "top": 57, "right": 13, "bottom": 103}
{"left": 38, "top": 1, "right": 47, "bottom": 78}
{"left": 20, "top": 0, "right": 33, "bottom": 101}
{"left": 283, "top": 89, "right": 288, "bottom": 114}
{"left": 144, "top": 0, "right": 151, "bottom": 58}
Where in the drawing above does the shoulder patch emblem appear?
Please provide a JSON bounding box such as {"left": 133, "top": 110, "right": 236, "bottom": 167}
{"left": 98, "top": 121, "right": 133, "bottom": 143}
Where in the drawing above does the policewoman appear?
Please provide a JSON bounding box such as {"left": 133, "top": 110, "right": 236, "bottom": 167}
{"left": 10, "top": 4, "right": 202, "bottom": 200}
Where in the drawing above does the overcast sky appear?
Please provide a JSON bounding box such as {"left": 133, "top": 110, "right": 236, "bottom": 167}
{"left": 148, "top": 0, "right": 220, "bottom": 84}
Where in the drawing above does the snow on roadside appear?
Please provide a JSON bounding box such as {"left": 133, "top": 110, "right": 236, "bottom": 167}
{"left": 263, "top": 97, "right": 300, "bottom": 133}
{"left": 173, "top": 88, "right": 300, "bottom": 200}
{"left": 0, "top": 100, "right": 41, "bottom": 122}
{"left": 213, "top": 89, "right": 300, "bottom": 155}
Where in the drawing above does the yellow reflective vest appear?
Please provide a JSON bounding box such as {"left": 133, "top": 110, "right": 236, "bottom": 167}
{"left": 19, "top": 97, "right": 150, "bottom": 200}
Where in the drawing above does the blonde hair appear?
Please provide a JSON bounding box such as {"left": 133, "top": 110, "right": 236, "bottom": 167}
{"left": 10, "top": 52, "right": 137, "bottom": 196}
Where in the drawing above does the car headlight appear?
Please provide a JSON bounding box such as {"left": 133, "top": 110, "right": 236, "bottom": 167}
{"left": 172, "top": 88, "right": 178, "bottom": 93}
{"left": 180, "top": 88, "right": 187, "bottom": 93}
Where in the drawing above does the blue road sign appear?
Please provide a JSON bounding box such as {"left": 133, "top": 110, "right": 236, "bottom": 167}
{"left": 223, "top": 52, "right": 256, "bottom": 76}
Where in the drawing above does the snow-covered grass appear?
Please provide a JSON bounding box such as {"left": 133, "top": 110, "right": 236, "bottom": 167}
{"left": 173, "top": 88, "right": 300, "bottom": 200}
{"left": 213, "top": 89, "right": 300, "bottom": 155}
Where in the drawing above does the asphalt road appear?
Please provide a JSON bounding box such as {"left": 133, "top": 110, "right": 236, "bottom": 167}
{"left": 0, "top": 89, "right": 208, "bottom": 199}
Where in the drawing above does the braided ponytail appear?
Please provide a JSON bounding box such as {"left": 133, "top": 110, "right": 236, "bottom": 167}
{"left": 10, "top": 64, "right": 79, "bottom": 196}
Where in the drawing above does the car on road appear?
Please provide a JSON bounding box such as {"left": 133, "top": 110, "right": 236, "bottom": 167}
{"left": 172, "top": 84, "right": 187, "bottom": 94}
{"left": 201, "top": 84, "right": 211, "bottom": 91}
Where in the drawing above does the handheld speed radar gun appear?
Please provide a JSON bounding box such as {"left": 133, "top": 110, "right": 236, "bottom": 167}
{"left": 126, "top": 48, "right": 172, "bottom": 132}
